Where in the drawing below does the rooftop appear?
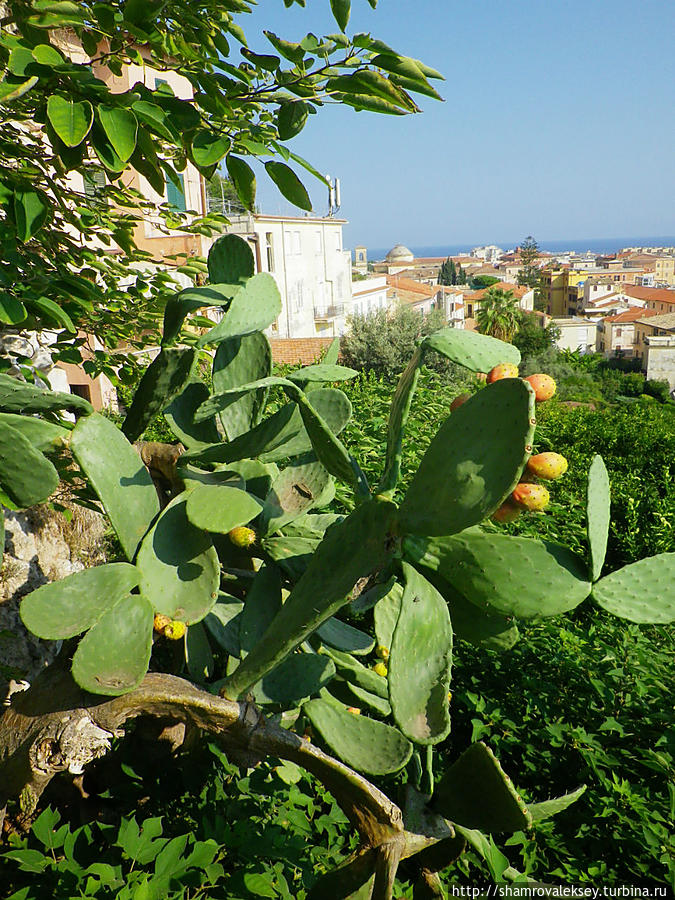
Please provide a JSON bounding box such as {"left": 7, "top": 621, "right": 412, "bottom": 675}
{"left": 604, "top": 308, "right": 659, "bottom": 324}
{"left": 636, "top": 312, "right": 675, "bottom": 331}
{"left": 624, "top": 285, "right": 675, "bottom": 305}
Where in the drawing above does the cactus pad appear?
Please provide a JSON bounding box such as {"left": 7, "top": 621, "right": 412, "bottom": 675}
{"left": 162, "top": 283, "right": 239, "bottom": 347}
{"left": 399, "top": 379, "right": 535, "bottom": 536}
{"left": 378, "top": 346, "right": 422, "bottom": 495}
{"left": 197, "top": 273, "right": 281, "bottom": 347}
{"left": 0, "top": 413, "right": 69, "bottom": 451}
{"left": 262, "top": 534, "right": 321, "bottom": 580}
{"left": 432, "top": 742, "right": 532, "bottom": 833}
{"left": 389, "top": 563, "right": 452, "bottom": 745}
{"left": 423, "top": 328, "right": 520, "bottom": 372}
{"left": 591, "top": 553, "right": 675, "bottom": 623}
{"left": 346, "top": 681, "right": 391, "bottom": 717}
{"left": 406, "top": 532, "right": 591, "bottom": 619}
{"left": 320, "top": 646, "right": 389, "bottom": 700}
{"left": 207, "top": 233, "right": 255, "bottom": 284}
{"left": 587, "top": 454, "right": 610, "bottom": 582}
{"left": 528, "top": 785, "right": 587, "bottom": 822}
{"left": 71, "top": 414, "right": 159, "bottom": 562}
{"left": 261, "top": 455, "right": 331, "bottom": 534}
{"left": 184, "top": 621, "right": 215, "bottom": 683}
{"left": 0, "top": 373, "right": 92, "bottom": 414}
{"left": 287, "top": 363, "right": 358, "bottom": 383}
{"left": 185, "top": 483, "right": 263, "bottom": 534}
{"left": 373, "top": 580, "right": 403, "bottom": 651}
{"left": 164, "top": 380, "right": 220, "bottom": 449}
{"left": 304, "top": 698, "right": 412, "bottom": 775}
{"left": 203, "top": 595, "right": 244, "bottom": 658}
{"left": 71, "top": 593, "right": 154, "bottom": 696}
{"left": 316, "top": 617, "right": 375, "bottom": 655}
{"left": 20, "top": 563, "right": 140, "bottom": 639}
{"left": 137, "top": 494, "right": 219, "bottom": 623}
{"left": 251, "top": 653, "right": 335, "bottom": 706}
{"left": 212, "top": 332, "right": 272, "bottom": 439}
{"left": 122, "top": 347, "right": 197, "bottom": 442}
{"left": 0, "top": 422, "right": 59, "bottom": 508}
{"left": 239, "top": 564, "right": 283, "bottom": 654}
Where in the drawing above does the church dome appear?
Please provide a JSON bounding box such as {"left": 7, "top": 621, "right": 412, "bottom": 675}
{"left": 385, "top": 243, "right": 414, "bottom": 262}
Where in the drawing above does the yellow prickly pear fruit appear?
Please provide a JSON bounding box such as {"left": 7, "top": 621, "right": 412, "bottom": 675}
{"left": 527, "top": 452, "right": 568, "bottom": 480}
{"left": 511, "top": 482, "right": 550, "bottom": 511}
{"left": 450, "top": 393, "right": 471, "bottom": 412}
{"left": 376, "top": 645, "right": 390, "bottom": 660}
{"left": 491, "top": 499, "right": 521, "bottom": 523}
{"left": 163, "top": 620, "right": 187, "bottom": 640}
{"left": 447, "top": 691, "right": 453, "bottom": 703}
{"left": 153, "top": 614, "right": 172, "bottom": 633}
{"left": 487, "top": 362, "right": 519, "bottom": 383}
{"left": 346, "top": 707, "right": 361, "bottom": 715}
{"left": 228, "top": 526, "right": 256, "bottom": 548}
{"left": 524, "top": 373, "right": 556, "bottom": 402}
{"left": 373, "top": 662, "right": 388, "bottom": 677}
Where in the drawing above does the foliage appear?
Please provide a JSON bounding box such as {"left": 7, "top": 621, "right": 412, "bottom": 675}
{"left": 437, "top": 258, "right": 466, "bottom": 286}
{"left": 206, "top": 174, "right": 247, "bottom": 217}
{"left": 0, "top": 0, "right": 443, "bottom": 376}
{"left": 475, "top": 287, "right": 520, "bottom": 342}
{"left": 467, "top": 274, "right": 500, "bottom": 289}
{"left": 516, "top": 235, "right": 542, "bottom": 290}
{"left": 512, "top": 312, "right": 560, "bottom": 358}
{"left": 645, "top": 378, "right": 672, "bottom": 402}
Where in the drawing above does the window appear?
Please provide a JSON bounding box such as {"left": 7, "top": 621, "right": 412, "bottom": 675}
{"left": 467, "top": 303, "right": 474, "bottom": 317}
{"left": 265, "top": 232, "right": 274, "bottom": 272}
{"left": 166, "top": 173, "right": 186, "bottom": 211}
{"left": 616, "top": 328, "right": 622, "bottom": 336}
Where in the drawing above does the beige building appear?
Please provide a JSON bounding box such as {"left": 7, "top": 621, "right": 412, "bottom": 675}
{"left": 634, "top": 312, "right": 675, "bottom": 390}
{"left": 597, "top": 308, "right": 659, "bottom": 357}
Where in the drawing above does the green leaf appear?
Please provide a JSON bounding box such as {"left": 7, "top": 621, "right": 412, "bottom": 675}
{"left": 212, "top": 331, "right": 272, "bottom": 439}
{"left": 26, "top": 295, "right": 76, "bottom": 332}
{"left": 97, "top": 105, "right": 138, "bottom": 163}
{"left": 226, "top": 155, "right": 256, "bottom": 211}
{"left": 265, "top": 161, "right": 312, "bottom": 211}
{"left": 32, "top": 43, "right": 65, "bottom": 65}
{"left": 264, "top": 31, "right": 306, "bottom": 65}
{"left": 243, "top": 873, "right": 277, "bottom": 898}
{"left": 0, "top": 293, "right": 27, "bottom": 324}
{"left": 330, "top": 0, "right": 351, "bottom": 31}
{"left": 277, "top": 101, "right": 310, "bottom": 140}
{"left": 46, "top": 96, "right": 94, "bottom": 147}
{"left": 0, "top": 76, "right": 39, "bottom": 104}
{"left": 191, "top": 130, "right": 230, "bottom": 167}
{"left": 0, "top": 422, "right": 59, "bottom": 508}
{"left": 13, "top": 190, "right": 48, "bottom": 242}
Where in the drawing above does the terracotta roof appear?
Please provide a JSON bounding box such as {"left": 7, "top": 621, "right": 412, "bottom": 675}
{"left": 269, "top": 337, "right": 337, "bottom": 365}
{"left": 623, "top": 285, "right": 675, "bottom": 305}
{"left": 386, "top": 275, "right": 436, "bottom": 298}
{"left": 604, "top": 308, "right": 659, "bottom": 324}
{"left": 636, "top": 312, "right": 675, "bottom": 331}
{"left": 466, "top": 282, "right": 530, "bottom": 301}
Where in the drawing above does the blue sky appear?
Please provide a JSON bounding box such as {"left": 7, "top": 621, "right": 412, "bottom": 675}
{"left": 238, "top": 0, "right": 675, "bottom": 251}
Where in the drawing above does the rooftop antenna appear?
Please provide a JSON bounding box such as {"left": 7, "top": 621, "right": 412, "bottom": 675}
{"left": 326, "top": 174, "right": 341, "bottom": 217}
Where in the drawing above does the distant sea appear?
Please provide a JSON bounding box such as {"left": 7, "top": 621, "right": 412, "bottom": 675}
{"left": 366, "top": 237, "right": 675, "bottom": 261}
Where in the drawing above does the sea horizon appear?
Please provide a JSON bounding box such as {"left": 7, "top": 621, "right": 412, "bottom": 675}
{"left": 364, "top": 236, "right": 675, "bottom": 262}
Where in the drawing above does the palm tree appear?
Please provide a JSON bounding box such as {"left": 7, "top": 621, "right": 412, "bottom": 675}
{"left": 475, "top": 287, "right": 521, "bottom": 342}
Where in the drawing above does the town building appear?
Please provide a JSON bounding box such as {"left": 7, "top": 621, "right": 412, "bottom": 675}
{"left": 351, "top": 276, "right": 389, "bottom": 318}
{"left": 634, "top": 313, "right": 675, "bottom": 390}
{"left": 596, "top": 308, "right": 659, "bottom": 357}
{"left": 549, "top": 317, "right": 598, "bottom": 354}
{"left": 622, "top": 285, "right": 675, "bottom": 315}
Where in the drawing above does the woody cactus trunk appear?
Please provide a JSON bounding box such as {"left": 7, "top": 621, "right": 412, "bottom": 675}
{"left": 1, "top": 235, "right": 674, "bottom": 897}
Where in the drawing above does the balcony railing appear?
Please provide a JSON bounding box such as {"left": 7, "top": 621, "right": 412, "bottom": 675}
{"left": 314, "top": 304, "right": 345, "bottom": 319}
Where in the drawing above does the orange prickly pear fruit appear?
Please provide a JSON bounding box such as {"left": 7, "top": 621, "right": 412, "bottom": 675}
{"left": 228, "top": 526, "right": 256, "bottom": 548}
{"left": 524, "top": 373, "right": 556, "bottom": 401}
{"left": 450, "top": 393, "right": 471, "bottom": 412}
{"left": 487, "top": 362, "right": 519, "bottom": 383}
{"left": 491, "top": 499, "right": 522, "bottom": 523}
{"left": 376, "top": 645, "right": 390, "bottom": 660}
{"left": 346, "top": 707, "right": 361, "bottom": 715}
{"left": 512, "top": 482, "right": 550, "bottom": 511}
{"left": 527, "top": 452, "right": 568, "bottom": 480}
{"left": 163, "top": 620, "right": 187, "bottom": 640}
{"left": 373, "top": 662, "right": 388, "bottom": 677}
{"left": 153, "top": 613, "right": 172, "bottom": 633}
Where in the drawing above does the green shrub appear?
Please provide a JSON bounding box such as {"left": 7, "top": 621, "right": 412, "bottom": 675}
{"left": 644, "top": 379, "right": 672, "bottom": 402}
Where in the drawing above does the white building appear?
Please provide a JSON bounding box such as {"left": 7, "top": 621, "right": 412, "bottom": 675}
{"left": 470, "top": 245, "right": 504, "bottom": 263}
{"left": 222, "top": 214, "right": 352, "bottom": 338}
{"left": 351, "top": 276, "right": 389, "bottom": 317}
{"left": 550, "top": 317, "right": 598, "bottom": 354}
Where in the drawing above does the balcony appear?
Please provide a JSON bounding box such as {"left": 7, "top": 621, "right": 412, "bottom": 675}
{"left": 314, "top": 304, "right": 345, "bottom": 320}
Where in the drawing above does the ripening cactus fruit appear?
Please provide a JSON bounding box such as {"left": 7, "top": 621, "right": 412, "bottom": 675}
{"left": 376, "top": 645, "right": 390, "bottom": 660}
{"left": 527, "top": 452, "right": 568, "bottom": 480}
{"left": 487, "top": 363, "right": 519, "bottom": 383}
{"left": 491, "top": 499, "right": 522, "bottom": 523}
{"left": 450, "top": 393, "right": 471, "bottom": 412}
{"left": 346, "top": 707, "right": 361, "bottom": 715}
{"left": 512, "top": 482, "right": 550, "bottom": 511}
{"left": 228, "top": 526, "right": 257, "bottom": 548}
{"left": 373, "top": 662, "right": 388, "bottom": 677}
{"left": 163, "top": 620, "right": 187, "bottom": 640}
{"left": 524, "top": 373, "right": 556, "bottom": 402}
{"left": 153, "top": 614, "right": 172, "bottom": 633}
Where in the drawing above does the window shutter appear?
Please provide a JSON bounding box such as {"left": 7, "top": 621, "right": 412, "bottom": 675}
{"left": 166, "top": 173, "right": 186, "bottom": 211}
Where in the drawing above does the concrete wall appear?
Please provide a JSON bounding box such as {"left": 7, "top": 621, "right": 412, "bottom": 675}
{"left": 645, "top": 337, "right": 675, "bottom": 389}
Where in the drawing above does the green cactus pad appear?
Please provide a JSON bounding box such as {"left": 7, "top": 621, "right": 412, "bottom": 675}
{"left": 389, "top": 563, "right": 452, "bottom": 745}
{"left": 320, "top": 646, "right": 389, "bottom": 700}
{"left": 305, "top": 850, "right": 376, "bottom": 900}
{"left": 373, "top": 580, "right": 403, "bottom": 652}
{"left": 350, "top": 575, "right": 398, "bottom": 616}
{"left": 0, "top": 373, "right": 92, "bottom": 414}
{"left": 239, "top": 564, "right": 283, "bottom": 654}
{"left": 591, "top": 552, "right": 675, "bottom": 623}
{"left": 226, "top": 459, "right": 278, "bottom": 499}
{"left": 162, "top": 283, "right": 239, "bottom": 347}
{"left": 212, "top": 332, "right": 272, "bottom": 439}
{"left": 406, "top": 532, "right": 591, "bottom": 619}
{"left": 180, "top": 465, "right": 245, "bottom": 490}
{"left": 304, "top": 698, "right": 413, "bottom": 776}
{"left": 421, "top": 569, "right": 520, "bottom": 651}
{"left": 222, "top": 499, "right": 397, "bottom": 698}
{"left": 0, "top": 413, "right": 69, "bottom": 451}
{"left": 284, "top": 512, "right": 344, "bottom": 538}
{"left": 197, "top": 273, "right": 281, "bottom": 347}
{"left": 262, "top": 534, "right": 321, "bottom": 580}
{"left": 203, "top": 595, "right": 244, "bottom": 658}
{"left": 297, "top": 392, "right": 368, "bottom": 493}
{"left": 399, "top": 379, "right": 535, "bottom": 536}
{"left": 185, "top": 483, "right": 263, "bottom": 534}
{"left": 287, "top": 364, "right": 358, "bottom": 383}
{"left": 316, "top": 617, "right": 375, "bottom": 655}
{"left": 20, "top": 563, "right": 140, "bottom": 639}
{"left": 207, "top": 233, "right": 255, "bottom": 284}
{"left": 0, "top": 422, "right": 59, "bottom": 508}
{"left": 164, "top": 380, "right": 220, "bottom": 449}
{"left": 184, "top": 621, "right": 215, "bottom": 683}
{"left": 527, "top": 785, "right": 587, "bottom": 822}
{"left": 70, "top": 414, "right": 160, "bottom": 562}
{"left": 586, "top": 454, "right": 610, "bottom": 582}
{"left": 262, "top": 455, "right": 331, "bottom": 535}
{"left": 432, "top": 742, "right": 532, "bottom": 833}
{"left": 345, "top": 681, "right": 391, "bottom": 717}
{"left": 137, "top": 494, "right": 219, "bottom": 623}
{"left": 71, "top": 593, "right": 154, "bottom": 696}
{"left": 122, "top": 347, "right": 197, "bottom": 442}
{"left": 378, "top": 346, "right": 423, "bottom": 495}
{"left": 422, "top": 328, "right": 520, "bottom": 372}
{"left": 251, "top": 653, "right": 335, "bottom": 706}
